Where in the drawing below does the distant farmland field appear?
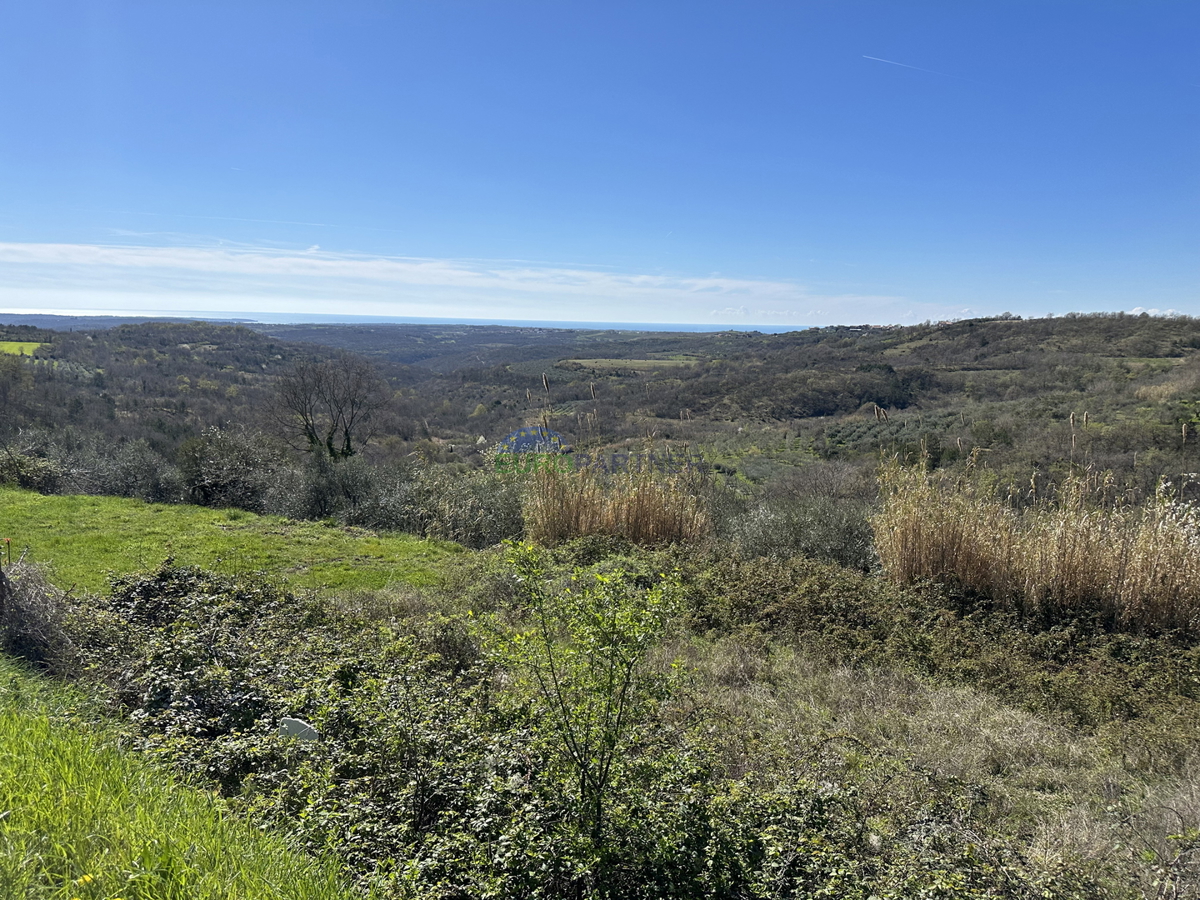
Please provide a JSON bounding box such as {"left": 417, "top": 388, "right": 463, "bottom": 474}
{"left": 0, "top": 341, "right": 42, "bottom": 355}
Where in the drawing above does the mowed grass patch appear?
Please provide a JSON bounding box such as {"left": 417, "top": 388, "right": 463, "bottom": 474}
{"left": 0, "top": 655, "right": 360, "bottom": 900}
{"left": 0, "top": 341, "right": 42, "bottom": 355}
{"left": 0, "top": 487, "right": 461, "bottom": 594}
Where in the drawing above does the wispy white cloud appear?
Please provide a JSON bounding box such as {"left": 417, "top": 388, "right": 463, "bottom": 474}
{"left": 0, "top": 240, "right": 956, "bottom": 326}
{"left": 1129, "top": 306, "right": 1181, "bottom": 317}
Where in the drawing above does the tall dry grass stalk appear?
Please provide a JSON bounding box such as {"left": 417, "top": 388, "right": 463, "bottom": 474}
{"left": 524, "top": 465, "right": 710, "bottom": 546}
{"left": 873, "top": 464, "right": 1200, "bottom": 633}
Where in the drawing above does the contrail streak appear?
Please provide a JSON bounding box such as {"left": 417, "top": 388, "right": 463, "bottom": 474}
{"left": 863, "top": 55, "right": 957, "bottom": 79}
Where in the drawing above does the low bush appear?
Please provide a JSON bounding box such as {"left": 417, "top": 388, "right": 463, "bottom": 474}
{"left": 408, "top": 465, "right": 525, "bottom": 548}
{"left": 265, "top": 453, "right": 380, "bottom": 522}
{"left": 0, "top": 429, "right": 183, "bottom": 501}
{"left": 346, "top": 464, "right": 524, "bottom": 548}
{"left": 0, "top": 560, "right": 74, "bottom": 669}
{"left": 714, "top": 461, "right": 877, "bottom": 569}
{"left": 89, "top": 438, "right": 185, "bottom": 502}
{"left": 725, "top": 494, "right": 875, "bottom": 569}
{"left": 0, "top": 449, "right": 62, "bottom": 493}
{"left": 178, "top": 425, "right": 285, "bottom": 511}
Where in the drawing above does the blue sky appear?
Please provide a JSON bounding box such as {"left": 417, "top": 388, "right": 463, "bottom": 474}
{"left": 0, "top": 2, "right": 1196, "bottom": 327}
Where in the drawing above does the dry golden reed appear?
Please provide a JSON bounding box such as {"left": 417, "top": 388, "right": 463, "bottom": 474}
{"left": 873, "top": 463, "right": 1200, "bottom": 633}
{"left": 523, "top": 465, "right": 710, "bottom": 546}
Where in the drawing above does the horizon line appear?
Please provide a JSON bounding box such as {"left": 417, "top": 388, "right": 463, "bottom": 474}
{"left": 0, "top": 308, "right": 819, "bottom": 334}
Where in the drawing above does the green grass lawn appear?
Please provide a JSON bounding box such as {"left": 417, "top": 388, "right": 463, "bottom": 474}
{"left": 0, "top": 656, "right": 361, "bottom": 900}
{"left": 0, "top": 487, "right": 462, "bottom": 594}
{"left": 0, "top": 341, "right": 42, "bottom": 355}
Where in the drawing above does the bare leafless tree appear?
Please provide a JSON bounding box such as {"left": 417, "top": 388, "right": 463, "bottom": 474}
{"left": 274, "top": 355, "right": 391, "bottom": 458}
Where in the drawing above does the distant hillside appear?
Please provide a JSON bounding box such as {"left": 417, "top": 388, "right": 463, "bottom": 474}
{"left": 3, "top": 312, "right": 1198, "bottom": 497}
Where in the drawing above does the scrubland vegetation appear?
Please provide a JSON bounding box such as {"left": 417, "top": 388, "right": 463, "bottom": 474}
{"left": 5, "top": 311, "right": 1200, "bottom": 897}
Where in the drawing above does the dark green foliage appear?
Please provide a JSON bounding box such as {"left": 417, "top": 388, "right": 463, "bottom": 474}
{"left": 33, "top": 560, "right": 1113, "bottom": 899}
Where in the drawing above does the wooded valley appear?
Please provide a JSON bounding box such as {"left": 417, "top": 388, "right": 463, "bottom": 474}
{"left": 4, "top": 311, "right": 1200, "bottom": 899}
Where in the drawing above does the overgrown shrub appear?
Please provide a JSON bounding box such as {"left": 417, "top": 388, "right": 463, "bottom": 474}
{"left": 0, "top": 561, "right": 74, "bottom": 669}
{"left": 178, "top": 426, "right": 284, "bottom": 511}
{"left": 718, "top": 462, "right": 877, "bottom": 568}
{"left": 683, "top": 548, "right": 1200, "bottom": 779}
{"left": 0, "top": 449, "right": 63, "bottom": 493}
{"left": 2, "top": 433, "right": 183, "bottom": 502}
{"left": 351, "top": 465, "right": 524, "bottom": 548}
{"left": 91, "top": 438, "right": 184, "bottom": 502}
{"left": 726, "top": 495, "right": 875, "bottom": 569}
{"left": 264, "top": 454, "right": 380, "bottom": 522}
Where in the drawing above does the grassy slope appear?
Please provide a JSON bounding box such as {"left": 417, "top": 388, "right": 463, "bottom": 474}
{"left": 0, "top": 656, "right": 359, "bottom": 900}
{"left": 0, "top": 487, "right": 461, "bottom": 594}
